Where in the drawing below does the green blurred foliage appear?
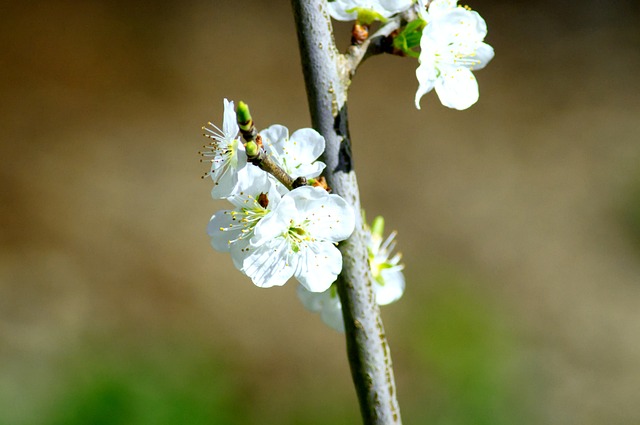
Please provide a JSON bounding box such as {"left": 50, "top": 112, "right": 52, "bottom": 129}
{"left": 26, "top": 267, "right": 532, "bottom": 425}
{"left": 42, "top": 342, "right": 243, "bottom": 425}
{"left": 400, "top": 266, "right": 532, "bottom": 425}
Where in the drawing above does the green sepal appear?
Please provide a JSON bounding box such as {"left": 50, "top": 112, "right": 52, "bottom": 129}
{"left": 393, "top": 18, "right": 426, "bottom": 58}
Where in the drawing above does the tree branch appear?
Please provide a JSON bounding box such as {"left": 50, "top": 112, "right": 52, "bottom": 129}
{"left": 344, "top": 19, "right": 401, "bottom": 78}
{"left": 290, "top": 1, "right": 402, "bottom": 424}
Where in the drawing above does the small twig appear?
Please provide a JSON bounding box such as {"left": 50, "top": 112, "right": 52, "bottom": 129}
{"left": 343, "top": 8, "right": 418, "bottom": 79}
{"left": 237, "top": 102, "right": 297, "bottom": 191}
{"left": 344, "top": 19, "right": 400, "bottom": 78}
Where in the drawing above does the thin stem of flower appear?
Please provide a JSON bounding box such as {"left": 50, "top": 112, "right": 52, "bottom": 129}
{"left": 237, "top": 103, "right": 297, "bottom": 191}
{"left": 246, "top": 135, "right": 296, "bottom": 191}
{"left": 344, "top": 9, "right": 418, "bottom": 79}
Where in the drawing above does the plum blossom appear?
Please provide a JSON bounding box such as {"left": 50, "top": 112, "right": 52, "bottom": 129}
{"left": 242, "top": 186, "right": 355, "bottom": 292}
{"left": 297, "top": 216, "right": 405, "bottom": 331}
{"left": 207, "top": 176, "right": 281, "bottom": 270}
{"left": 414, "top": 0, "right": 494, "bottom": 110}
{"left": 202, "top": 99, "right": 264, "bottom": 198}
{"left": 368, "top": 216, "right": 405, "bottom": 305}
{"left": 260, "top": 125, "right": 326, "bottom": 186}
{"left": 327, "top": 0, "right": 414, "bottom": 23}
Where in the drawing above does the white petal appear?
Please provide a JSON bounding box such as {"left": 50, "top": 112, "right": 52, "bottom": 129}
{"left": 210, "top": 139, "right": 247, "bottom": 199}
{"left": 294, "top": 241, "right": 343, "bottom": 293}
{"left": 319, "top": 297, "right": 345, "bottom": 332}
{"left": 471, "top": 42, "right": 494, "bottom": 71}
{"left": 229, "top": 238, "right": 251, "bottom": 270}
{"left": 425, "top": 8, "right": 486, "bottom": 46}
{"left": 434, "top": 66, "right": 479, "bottom": 110}
{"left": 251, "top": 196, "right": 295, "bottom": 245}
{"left": 290, "top": 187, "right": 355, "bottom": 242}
{"left": 426, "top": 0, "right": 459, "bottom": 21}
{"left": 415, "top": 40, "right": 438, "bottom": 109}
{"left": 210, "top": 167, "right": 238, "bottom": 198}
{"left": 260, "top": 124, "right": 289, "bottom": 157}
{"left": 288, "top": 128, "right": 325, "bottom": 165}
{"left": 415, "top": 63, "right": 437, "bottom": 109}
{"left": 375, "top": 268, "right": 406, "bottom": 305}
{"left": 222, "top": 99, "right": 239, "bottom": 139}
{"left": 379, "top": 0, "right": 414, "bottom": 15}
{"left": 293, "top": 161, "right": 326, "bottom": 180}
{"left": 207, "top": 211, "right": 242, "bottom": 252}
{"left": 327, "top": 0, "right": 359, "bottom": 21}
{"left": 226, "top": 165, "right": 272, "bottom": 207}
{"left": 242, "top": 238, "right": 295, "bottom": 288}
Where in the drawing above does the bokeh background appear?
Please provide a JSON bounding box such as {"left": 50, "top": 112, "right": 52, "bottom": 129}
{"left": 2, "top": 0, "right": 640, "bottom": 424}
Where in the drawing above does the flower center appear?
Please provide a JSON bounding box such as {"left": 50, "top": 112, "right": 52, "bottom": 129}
{"left": 286, "top": 221, "right": 314, "bottom": 253}
{"left": 219, "top": 193, "right": 270, "bottom": 246}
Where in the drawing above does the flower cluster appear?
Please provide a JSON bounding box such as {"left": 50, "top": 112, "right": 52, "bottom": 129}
{"left": 327, "top": 0, "right": 494, "bottom": 110}
{"left": 203, "top": 99, "right": 356, "bottom": 293}
{"left": 297, "top": 216, "right": 405, "bottom": 331}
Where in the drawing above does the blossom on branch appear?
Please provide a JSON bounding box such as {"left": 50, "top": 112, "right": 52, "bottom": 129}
{"left": 368, "top": 216, "right": 405, "bottom": 305}
{"left": 202, "top": 99, "right": 258, "bottom": 198}
{"left": 414, "top": 0, "right": 494, "bottom": 110}
{"left": 243, "top": 186, "right": 355, "bottom": 292}
{"left": 207, "top": 176, "right": 280, "bottom": 270}
{"left": 297, "top": 215, "right": 405, "bottom": 331}
{"left": 260, "top": 124, "right": 326, "bottom": 187}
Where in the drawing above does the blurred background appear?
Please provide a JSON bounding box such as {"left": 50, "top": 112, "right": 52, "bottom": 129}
{"left": 2, "top": 0, "right": 640, "bottom": 424}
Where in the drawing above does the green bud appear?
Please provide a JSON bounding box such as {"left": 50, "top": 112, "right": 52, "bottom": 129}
{"left": 371, "top": 216, "right": 385, "bottom": 239}
{"left": 245, "top": 141, "right": 259, "bottom": 157}
{"left": 236, "top": 101, "right": 252, "bottom": 130}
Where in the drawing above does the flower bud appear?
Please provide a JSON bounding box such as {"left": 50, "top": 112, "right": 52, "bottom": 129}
{"left": 245, "top": 140, "right": 259, "bottom": 157}
{"left": 236, "top": 101, "right": 253, "bottom": 131}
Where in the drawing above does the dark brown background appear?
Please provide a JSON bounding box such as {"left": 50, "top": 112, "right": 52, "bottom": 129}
{"left": 1, "top": 1, "right": 640, "bottom": 424}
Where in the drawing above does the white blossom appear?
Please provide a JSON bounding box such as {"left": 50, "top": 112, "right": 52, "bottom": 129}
{"left": 368, "top": 217, "right": 405, "bottom": 305}
{"left": 414, "top": 0, "right": 494, "bottom": 110}
{"left": 242, "top": 186, "right": 355, "bottom": 292}
{"left": 327, "top": 0, "right": 414, "bottom": 22}
{"left": 202, "top": 99, "right": 257, "bottom": 198}
{"left": 207, "top": 177, "right": 281, "bottom": 270}
{"left": 297, "top": 216, "right": 405, "bottom": 331}
{"left": 260, "top": 124, "right": 326, "bottom": 186}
